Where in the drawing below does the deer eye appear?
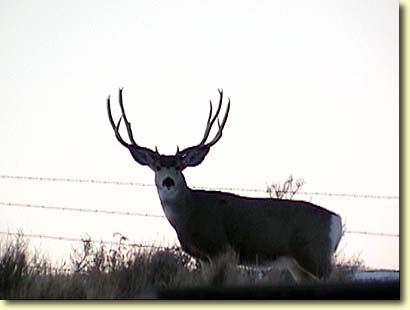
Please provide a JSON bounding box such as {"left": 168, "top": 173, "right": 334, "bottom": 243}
{"left": 175, "top": 165, "right": 181, "bottom": 171}
{"left": 156, "top": 166, "right": 161, "bottom": 171}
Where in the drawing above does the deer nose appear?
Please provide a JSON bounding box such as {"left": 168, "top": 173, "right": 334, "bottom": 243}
{"left": 162, "top": 177, "right": 175, "bottom": 189}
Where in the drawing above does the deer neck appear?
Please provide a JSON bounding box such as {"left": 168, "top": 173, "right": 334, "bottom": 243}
{"left": 156, "top": 173, "right": 193, "bottom": 229}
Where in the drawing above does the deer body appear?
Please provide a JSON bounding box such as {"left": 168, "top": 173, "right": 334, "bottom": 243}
{"left": 158, "top": 184, "right": 342, "bottom": 278}
{"left": 107, "top": 89, "right": 343, "bottom": 279}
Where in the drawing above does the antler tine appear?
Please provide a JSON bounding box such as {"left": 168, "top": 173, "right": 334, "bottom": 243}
{"left": 118, "top": 88, "right": 137, "bottom": 145}
{"left": 199, "top": 100, "right": 213, "bottom": 145}
{"left": 205, "top": 97, "right": 230, "bottom": 147}
{"left": 107, "top": 95, "right": 115, "bottom": 128}
{"left": 107, "top": 95, "right": 129, "bottom": 147}
{"left": 199, "top": 89, "right": 224, "bottom": 145}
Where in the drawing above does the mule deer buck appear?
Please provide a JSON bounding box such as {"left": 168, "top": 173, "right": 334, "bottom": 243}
{"left": 107, "top": 89, "right": 343, "bottom": 280}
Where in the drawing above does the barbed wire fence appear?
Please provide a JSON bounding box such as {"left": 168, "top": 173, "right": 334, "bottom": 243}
{"left": 0, "top": 201, "right": 400, "bottom": 238}
{"left": 0, "top": 174, "right": 400, "bottom": 200}
{"left": 0, "top": 173, "right": 400, "bottom": 263}
{"left": 0, "top": 231, "right": 170, "bottom": 250}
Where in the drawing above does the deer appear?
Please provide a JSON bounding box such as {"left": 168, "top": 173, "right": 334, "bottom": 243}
{"left": 107, "top": 88, "right": 343, "bottom": 280}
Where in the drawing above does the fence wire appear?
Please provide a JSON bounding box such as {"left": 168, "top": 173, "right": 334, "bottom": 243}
{"left": 0, "top": 173, "right": 400, "bottom": 248}
{"left": 0, "top": 231, "right": 171, "bottom": 250}
{"left": 0, "top": 174, "right": 399, "bottom": 200}
{"left": 0, "top": 201, "right": 399, "bottom": 238}
{"left": 0, "top": 201, "right": 165, "bottom": 218}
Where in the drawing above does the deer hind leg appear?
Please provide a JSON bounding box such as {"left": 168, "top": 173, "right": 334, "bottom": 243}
{"left": 270, "top": 256, "right": 320, "bottom": 284}
{"left": 294, "top": 248, "right": 334, "bottom": 280}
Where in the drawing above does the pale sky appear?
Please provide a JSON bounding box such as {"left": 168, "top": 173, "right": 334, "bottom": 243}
{"left": 0, "top": 0, "right": 399, "bottom": 270}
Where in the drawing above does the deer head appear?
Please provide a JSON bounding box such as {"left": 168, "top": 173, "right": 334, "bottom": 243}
{"left": 107, "top": 88, "right": 230, "bottom": 203}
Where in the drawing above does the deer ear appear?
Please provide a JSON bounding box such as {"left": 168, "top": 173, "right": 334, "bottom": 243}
{"left": 128, "top": 146, "right": 159, "bottom": 169}
{"left": 179, "top": 145, "right": 210, "bottom": 168}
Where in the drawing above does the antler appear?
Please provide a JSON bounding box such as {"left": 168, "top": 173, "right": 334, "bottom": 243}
{"left": 107, "top": 88, "right": 230, "bottom": 170}
{"left": 107, "top": 88, "right": 159, "bottom": 167}
{"left": 107, "top": 88, "right": 130, "bottom": 147}
{"left": 181, "top": 89, "right": 230, "bottom": 152}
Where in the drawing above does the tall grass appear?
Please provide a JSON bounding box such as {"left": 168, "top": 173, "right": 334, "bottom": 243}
{"left": 0, "top": 233, "right": 362, "bottom": 299}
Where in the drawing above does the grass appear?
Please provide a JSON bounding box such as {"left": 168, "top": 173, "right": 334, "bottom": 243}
{"left": 0, "top": 233, "right": 365, "bottom": 299}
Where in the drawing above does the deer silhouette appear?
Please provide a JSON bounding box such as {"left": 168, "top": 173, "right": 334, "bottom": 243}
{"left": 107, "top": 88, "right": 343, "bottom": 279}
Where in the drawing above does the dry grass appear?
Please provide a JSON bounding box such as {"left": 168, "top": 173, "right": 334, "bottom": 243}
{"left": 0, "top": 233, "right": 363, "bottom": 299}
